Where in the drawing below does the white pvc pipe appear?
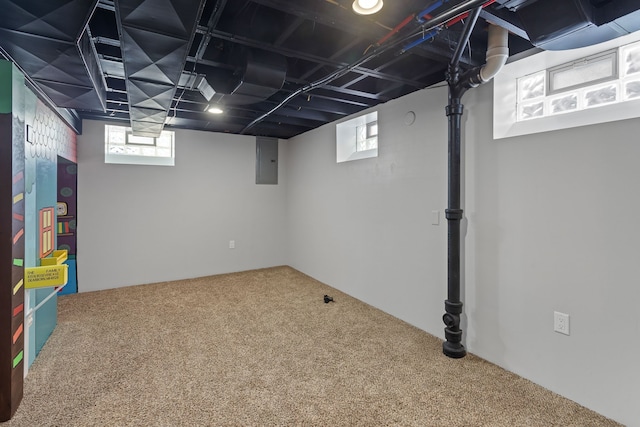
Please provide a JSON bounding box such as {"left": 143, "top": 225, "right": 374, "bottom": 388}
{"left": 480, "top": 24, "right": 509, "bottom": 83}
{"left": 25, "top": 283, "right": 67, "bottom": 317}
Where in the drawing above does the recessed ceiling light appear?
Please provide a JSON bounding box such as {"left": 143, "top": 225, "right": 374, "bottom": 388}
{"left": 208, "top": 107, "right": 224, "bottom": 114}
{"left": 352, "top": 0, "right": 383, "bottom": 15}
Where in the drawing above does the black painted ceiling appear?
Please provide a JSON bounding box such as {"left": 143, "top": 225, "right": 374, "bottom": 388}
{"left": 1, "top": 0, "right": 640, "bottom": 139}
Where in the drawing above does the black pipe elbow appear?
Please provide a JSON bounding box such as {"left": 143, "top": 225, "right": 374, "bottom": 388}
{"left": 443, "top": 313, "right": 459, "bottom": 328}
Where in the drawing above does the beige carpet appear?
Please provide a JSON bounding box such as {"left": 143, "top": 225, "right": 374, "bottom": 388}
{"left": 5, "top": 266, "right": 618, "bottom": 426}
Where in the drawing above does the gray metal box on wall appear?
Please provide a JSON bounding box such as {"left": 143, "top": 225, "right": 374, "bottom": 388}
{"left": 256, "top": 137, "right": 278, "bottom": 185}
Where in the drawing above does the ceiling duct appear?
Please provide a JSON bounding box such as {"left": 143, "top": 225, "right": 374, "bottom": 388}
{"left": 115, "top": 0, "right": 205, "bottom": 137}
{"left": 177, "top": 72, "right": 216, "bottom": 102}
{"left": 0, "top": 0, "right": 106, "bottom": 112}
{"left": 517, "top": 0, "right": 640, "bottom": 50}
{"left": 210, "top": 47, "right": 287, "bottom": 106}
{"left": 99, "top": 57, "right": 216, "bottom": 102}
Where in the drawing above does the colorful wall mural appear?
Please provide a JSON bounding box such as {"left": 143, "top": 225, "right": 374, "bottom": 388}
{"left": 0, "top": 60, "right": 77, "bottom": 421}
{"left": 0, "top": 60, "right": 26, "bottom": 422}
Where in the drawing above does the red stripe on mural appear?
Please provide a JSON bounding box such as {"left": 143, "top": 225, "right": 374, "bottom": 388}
{"left": 12, "top": 304, "right": 23, "bottom": 317}
{"left": 13, "top": 213, "right": 24, "bottom": 222}
{"left": 12, "top": 228, "right": 24, "bottom": 245}
{"left": 12, "top": 324, "right": 23, "bottom": 344}
{"left": 12, "top": 171, "right": 24, "bottom": 184}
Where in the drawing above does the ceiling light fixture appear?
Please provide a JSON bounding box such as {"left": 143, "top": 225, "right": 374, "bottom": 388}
{"left": 208, "top": 106, "right": 224, "bottom": 114}
{"left": 352, "top": 0, "right": 383, "bottom": 15}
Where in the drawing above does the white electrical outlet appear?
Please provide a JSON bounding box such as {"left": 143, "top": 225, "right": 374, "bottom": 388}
{"left": 554, "top": 311, "right": 570, "bottom": 335}
{"left": 229, "top": 240, "right": 235, "bottom": 249}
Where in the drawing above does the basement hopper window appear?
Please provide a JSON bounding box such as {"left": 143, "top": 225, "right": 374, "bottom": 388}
{"left": 516, "top": 49, "right": 620, "bottom": 121}
{"left": 493, "top": 31, "right": 640, "bottom": 139}
{"left": 105, "top": 125, "right": 175, "bottom": 166}
{"left": 336, "top": 111, "right": 378, "bottom": 163}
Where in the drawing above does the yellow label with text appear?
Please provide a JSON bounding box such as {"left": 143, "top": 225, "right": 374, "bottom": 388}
{"left": 25, "top": 265, "right": 68, "bottom": 289}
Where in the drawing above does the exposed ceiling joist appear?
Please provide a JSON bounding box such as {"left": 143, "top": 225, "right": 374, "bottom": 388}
{"left": 2, "top": 0, "right": 639, "bottom": 139}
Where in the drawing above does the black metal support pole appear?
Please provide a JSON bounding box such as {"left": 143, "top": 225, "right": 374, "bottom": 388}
{"left": 442, "top": 6, "right": 482, "bottom": 359}
{"left": 443, "top": 85, "right": 466, "bottom": 358}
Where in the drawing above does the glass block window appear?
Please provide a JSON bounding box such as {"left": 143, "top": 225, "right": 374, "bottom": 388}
{"left": 515, "top": 40, "right": 640, "bottom": 123}
{"left": 517, "top": 71, "right": 545, "bottom": 121}
{"left": 624, "top": 80, "right": 640, "bottom": 100}
{"left": 105, "top": 125, "right": 175, "bottom": 166}
{"left": 621, "top": 42, "right": 640, "bottom": 101}
{"left": 549, "top": 92, "right": 578, "bottom": 115}
{"left": 336, "top": 111, "right": 378, "bottom": 163}
{"left": 621, "top": 42, "right": 640, "bottom": 76}
{"left": 356, "top": 120, "right": 378, "bottom": 152}
{"left": 518, "top": 71, "right": 545, "bottom": 101}
{"left": 518, "top": 100, "right": 544, "bottom": 121}
{"left": 584, "top": 83, "right": 618, "bottom": 108}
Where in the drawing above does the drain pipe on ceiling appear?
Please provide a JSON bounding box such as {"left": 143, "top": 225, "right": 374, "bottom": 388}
{"left": 442, "top": 18, "right": 508, "bottom": 359}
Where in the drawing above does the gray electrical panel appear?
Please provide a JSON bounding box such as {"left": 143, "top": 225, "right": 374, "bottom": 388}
{"left": 255, "top": 137, "right": 278, "bottom": 185}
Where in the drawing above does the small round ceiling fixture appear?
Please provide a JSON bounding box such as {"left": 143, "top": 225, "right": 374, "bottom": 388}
{"left": 208, "top": 106, "right": 224, "bottom": 114}
{"left": 352, "top": 0, "right": 383, "bottom": 15}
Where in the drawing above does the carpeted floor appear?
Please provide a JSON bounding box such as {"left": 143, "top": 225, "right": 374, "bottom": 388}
{"left": 5, "top": 266, "right": 619, "bottom": 426}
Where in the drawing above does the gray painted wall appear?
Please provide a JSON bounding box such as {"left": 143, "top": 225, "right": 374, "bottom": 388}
{"left": 77, "top": 121, "right": 287, "bottom": 291}
{"left": 285, "top": 83, "right": 640, "bottom": 426}
{"left": 284, "top": 86, "right": 449, "bottom": 336}
{"left": 76, "top": 80, "right": 640, "bottom": 425}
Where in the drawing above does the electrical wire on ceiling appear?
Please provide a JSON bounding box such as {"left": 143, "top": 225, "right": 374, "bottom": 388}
{"left": 241, "top": 0, "right": 493, "bottom": 134}
{"left": 168, "top": 0, "right": 229, "bottom": 124}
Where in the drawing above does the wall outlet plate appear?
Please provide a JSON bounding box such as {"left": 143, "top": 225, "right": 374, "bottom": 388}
{"left": 554, "top": 311, "right": 570, "bottom": 335}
